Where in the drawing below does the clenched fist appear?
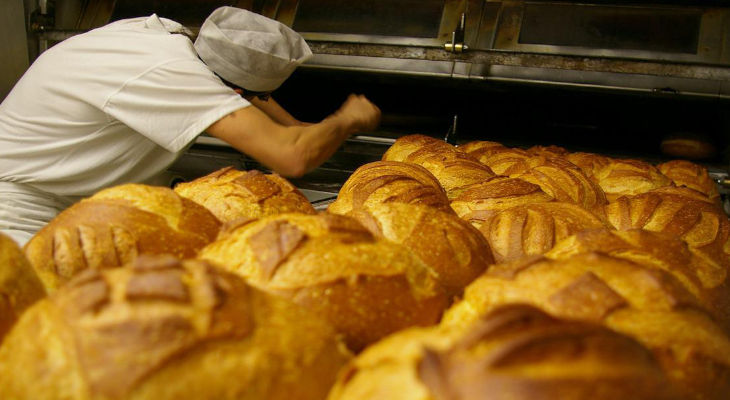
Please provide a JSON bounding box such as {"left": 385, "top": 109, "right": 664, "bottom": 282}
{"left": 333, "top": 94, "right": 381, "bottom": 133}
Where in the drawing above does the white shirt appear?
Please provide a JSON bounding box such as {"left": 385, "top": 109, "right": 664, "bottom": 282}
{"left": 0, "top": 15, "right": 250, "bottom": 244}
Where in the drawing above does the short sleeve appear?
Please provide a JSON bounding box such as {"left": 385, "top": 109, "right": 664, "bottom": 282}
{"left": 103, "top": 58, "right": 250, "bottom": 153}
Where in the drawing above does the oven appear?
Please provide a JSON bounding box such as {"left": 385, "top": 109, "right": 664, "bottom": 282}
{"left": 27, "top": 0, "right": 730, "bottom": 211}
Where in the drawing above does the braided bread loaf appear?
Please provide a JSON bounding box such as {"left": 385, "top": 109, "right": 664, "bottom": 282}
{"left": 474, "top": 202, "right": 608, "bottom": 263}
{"left": 328, "top": 161, "right": 451, "bottom": 216}
{"left": 442, "top": 252, "right": 730, "bottom": 400}
{"left": 547, "top": 228, "right": 730, "bottom": 332}
{"left": 23, "top": 184, "right": 221, "bottom": 291}
{"left": 382, "top": 135, "right": 496, "bottom": 199}
{"left": 344, "top": 203, "right": 493, "bottom": 297}
{"left": 0, "top": 233, "right": 45, "bottom": 342}
{"left": 328, "top": 304, "right": 679, "bottom": 400}
{"left": 174, "top": 167, "right": 315, "bottom": 222}
{"left": 0, "top": 255, "right": 352, "bottom": 400}
{"left": 198, "top": 213, "right": 449, "bottom": 352}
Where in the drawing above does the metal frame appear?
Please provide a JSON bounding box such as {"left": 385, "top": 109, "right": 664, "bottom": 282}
{"left": 493, "top": 1, "right": 730, "bottom": 65}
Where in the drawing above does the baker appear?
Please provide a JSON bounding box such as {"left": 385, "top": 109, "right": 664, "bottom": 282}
{"left": 0, "top": 6, "right": 381, "bottom": 246}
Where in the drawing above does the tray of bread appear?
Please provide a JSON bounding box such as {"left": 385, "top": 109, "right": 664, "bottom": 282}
{"left": 1, "top": 134, "right": 729, "bottom": 399}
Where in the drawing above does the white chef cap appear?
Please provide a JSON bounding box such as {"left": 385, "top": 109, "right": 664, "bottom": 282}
{"left": 194, "top": 7, "right": 312, "bottom": 92}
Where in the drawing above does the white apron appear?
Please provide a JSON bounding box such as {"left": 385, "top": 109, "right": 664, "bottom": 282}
{"left": 0, "top": 182, "right": 73, "bottom": 246}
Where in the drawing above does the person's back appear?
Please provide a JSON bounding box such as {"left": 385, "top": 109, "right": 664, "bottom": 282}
{"left": 0, "top": 15, "right": 249, "bottom": 245}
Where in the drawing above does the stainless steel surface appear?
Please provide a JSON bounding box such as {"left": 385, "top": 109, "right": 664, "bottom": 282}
{"left": 1, "top": 0, "right": 30, "bottom": 101}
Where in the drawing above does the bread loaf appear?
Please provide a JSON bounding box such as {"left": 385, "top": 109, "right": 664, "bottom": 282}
{"left": 657, "top": 160, "right": 721, "bottom": 206}
{"left": 442, "top": 252, "right": 730, "bottom": 399}
{"left": 513, "top": 156, "right": 608, "bottom": 217}
{"left": 605, "top": 187, "right": 730, "bottom": 275}
{"left": 592, "top": 159, "right": 673, "bottom": 201}
{"left": 526, "top": 144, "right": 570, "bottom": 157}
{"left": 344, "top": 203, "right": 493, "bottom": 297}
{"left": 546, "top": 228, "right": 730, "bottom": 332}
{"left": 0, "top": 255, "right": 352, "bottom": 400}
{"left": 475, "top": 202, "right": 608, "bottom": 263}
{"left": 565, "top": 152, "right": 611, "bottom": 179}
{"left": 0, "top": 233, "right": 45, "bottom": 342}
{"left": 24, "top": 184, "right": 221, "bottom": 291}
{"left": 198, "top": 213, "right": 449, "bottom": 352}
{"left": 328, "top": 304, "right": 679, "bottom": 400}
{"left": 328, "top": 161, "right": 452, "bottom": 216}
{"left": 382, "top": 135, "right": 496, "bottom": 199}
{"left": 174, "top": 167, "right": 316, "bottom": 222}
{"left": 661, "top": 135, "right": 717, "bottom": 160}
{"left": 459, "top": 141, "right": 532, "bottom": 176}
{"left": 450, "top": 176, "right": 554, "bottom": 226}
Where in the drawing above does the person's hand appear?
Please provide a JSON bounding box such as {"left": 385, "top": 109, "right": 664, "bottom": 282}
{"left": 332, "top": 94, "right": 381, "bottom": 133}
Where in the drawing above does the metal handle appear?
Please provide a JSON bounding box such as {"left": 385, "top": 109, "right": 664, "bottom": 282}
{"left": 444, "top": 13, "right": 469, "bottom": 53}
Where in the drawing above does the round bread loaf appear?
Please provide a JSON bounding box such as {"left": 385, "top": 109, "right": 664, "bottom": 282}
{"left": 475, "top": 202, "right": 608, "bottom": 263}
{"left": 526, "top": 144, "right": 570, "bottom": 157}
{"left": 0, "top": 233, "right": 45, "bottom": 342}
{"left": 382, "top": 135, "right": 496, "bottom": 199}
{"left": 459, "top": 141, "right": 532, "bottom": 176}
{"left": 660, "top": 135, "right": 717, "bottom": 160}
{"left": 442, "top": 253, "right": 730, "bottom": 400}
{"left": 450, "top": 176, "right": 555, "bottom": 226}
{"left": 592, "top": 158, "right": 673, "bottom": 201}
{"left": 565, "top": 152, "right": 612, "bottom": 179}
{"left": 345, "top": 203, "right": 493, "bottom": 298}
{"left": 328, "top": 161, "right": 452, "bottom": 216}
{"left": 605, "top": 187, "right": 730, "bottom": 277}
{"left": 198, "top": 213, "right": 449, "bottom": 352}
{"left": 0, "top": 255, "right": 352, "bottom": 400}
{"left": 174, "top": 167, "right": 315, "bottom": 223}
{"left": 547, "top": 228, "right": 730, "bottom": 332}
{"left": 328, "top": 304, "right": 679, "bottom": 400}
{"left": 24, "top": 184, "right": 221, "bottom": 291}
{"left": 657, "top": 160, "right": 721, "bottom": 206}
{"left": 512, "top": 156, "right": 608, "bottom": 217}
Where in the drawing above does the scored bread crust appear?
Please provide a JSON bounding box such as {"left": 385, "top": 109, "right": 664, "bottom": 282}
{"left": 442, "top": 252, "right": 730, "bottom": 400}
{"left": 24, "top": 184, "right": 221, "bottom": 291}
{"left": 174, "top": 167, "right": 316, "bottom": 222}
{"left": 0, "top": 255, "right": 352, "bottom": 400}
{"left": 199, "top": 213, "right": 449, "bottom": 352}
{"left": 328, "top": 161, "right": 452, "bottom": 216}
{"left": 328, "top": 304, "right": 680, "bottom": 400}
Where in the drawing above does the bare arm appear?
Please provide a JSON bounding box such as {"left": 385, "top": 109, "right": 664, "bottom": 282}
{"left": 206, "top": 94, "right": 380, "bottom": 177}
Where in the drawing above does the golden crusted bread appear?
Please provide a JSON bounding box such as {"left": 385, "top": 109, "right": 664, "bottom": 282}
{"left": 328, "top": 304, "right": 679, "bottom": 400}
{"left": 474, "top": 202, "right": 608, "bottom": 263}
{"left": 657, "top": 160, "right": 721, "bottom": 205}
{"left": 174, "top": 167, "right": 315, "bottom": 222}
{"left": 592, "top": 158, "right": 673, "bottom": 201}
{"left": 24, "top": 184, "right": 221, "bottom": 291}
{"left": 661, "top": 135, "right": 717, "bottom": 160}
{"left": 565, "top": 152, "right": 612, "bottom": 178}
{"left": 512, "top": 156, "right": 608, "bottom": 217}
{"left": 547, "top": 228, "right": 730, "bottom": 332}
{"left": 198, "top": 213, "right": 449, "bottom": 352}
{"left": 459, "top": 141, "right": 532, "bottom": 176}
{"left": 0, "top": 233, "right": 45, "bottom": 342}
{"left": 442, "top": 252, "right": 730, "bottom": 400}
{"left": 605, "top": 187, "right": 730, "bottom": 275}
{"left": 382, "top": 135, "right": 496, "bottom": 199}
{"left": 0, "top": 255, "right": 352, "bottom": 400}
{"left": 526, "top": 144, "right": 570, "bottom": 157}
{"left": 328, "top": 161, "right": 452, "bottom": 216}
{"left": 450, "top": 176, "right": 555, "bottom": 225}
{"left": 344, "top": 203, "right": 493, "bottom": 298}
